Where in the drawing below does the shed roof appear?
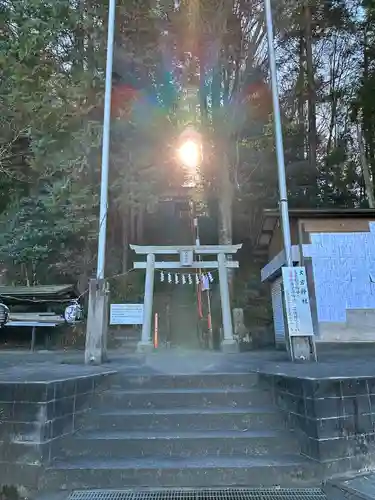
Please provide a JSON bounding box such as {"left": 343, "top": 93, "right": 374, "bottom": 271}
{"left": 0, "top": 284, "right": 78, "bottom": 300}
{"left": 256, "top": 208, "right": 375, "bottom": 255}
{"left": 263, "top": 208, "right": 375, "bottom": 219}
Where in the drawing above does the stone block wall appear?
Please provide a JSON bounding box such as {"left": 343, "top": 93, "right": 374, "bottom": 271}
{"left": 0, "top": 372, "right": 113, "bottom": 489}
{"left": 261, "top": 374, "right": 375, "bottom": 477}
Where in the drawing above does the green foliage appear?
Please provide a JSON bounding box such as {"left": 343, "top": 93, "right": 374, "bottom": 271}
{"left": 0, "top": 0, "right": 108, "bottom": 283}
{"left": 0, "top": 485, "right": 20, "bottom": 500}
{"left": 0, "top": 182, "right": 97, "bottom": 281}
{"left": 0, "top": 0, "right": 175, "bottom": 284}
{"left": 0, "top": 0, "right": 375, "bottom": 295}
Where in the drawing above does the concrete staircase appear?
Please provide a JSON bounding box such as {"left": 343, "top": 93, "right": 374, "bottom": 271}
{"left": 43, "top": 371, "right": 317, "bottom": 492}
{"left": 110, "top": 327, "right": 141, "bottom": 351}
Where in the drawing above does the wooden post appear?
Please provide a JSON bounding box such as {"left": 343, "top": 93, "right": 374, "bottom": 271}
{"left": 85, "top": 278, "right": 109, "bottom": 364}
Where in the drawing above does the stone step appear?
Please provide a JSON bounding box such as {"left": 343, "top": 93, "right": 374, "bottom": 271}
{"left": 111, "top": 328, "right": 141, "bottom": 338}
{"left": 111, "top": 373, "right": 260, "bottom": 390}
{"left": 62, "top": 429, "right": 298, "bottom": 459}
{"left": 113, "top": 342, "right": 138, "bottom": 352}
{"left": 97, "top": 388, "right": 272, "bottom": 410}
{"left": 113, "top": 337, "right": 139, "bottom": 343}
{"left": 78, "top": 406, "right": 283, "bottom": 432}
{"left": 45, "top": 455, "right": 317, "bottom": 490}
{"left": 109, "top": 328, "right": 141, "bottom": 351}
{"left": 111, "top": 337, "right": 139, "bottom": 351}
{"left": 113, "top": 337, "right": 139, "bottom": 345}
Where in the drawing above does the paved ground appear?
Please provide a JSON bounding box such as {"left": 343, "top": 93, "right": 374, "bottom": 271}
{"left": 334, "top": 472, "right": 375, "bottom": 498}
{"left": 0, "top": 351, "right": 119, "bottom": 382}
{"left": 0, "top": 349, "right": 271, "bottom": 381}
{"left": 2, "top": 344, "right": 375, "bottom": 381}
{"left": 253, "top": 344, "right": 375, "bottom": 379}
{"left": 36, "top": 493, "right": 68, "bottom": 500}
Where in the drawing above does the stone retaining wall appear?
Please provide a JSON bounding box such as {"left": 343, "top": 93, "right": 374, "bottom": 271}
{"left": 0, "top": 372, "right": 113, "bottom": 490}
{"left": 260, "top": 373, "right": 375, "bottom": 477}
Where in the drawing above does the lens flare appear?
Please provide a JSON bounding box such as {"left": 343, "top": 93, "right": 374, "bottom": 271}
{"left": 178, "top": 139, "right": 200, "bottom": 168}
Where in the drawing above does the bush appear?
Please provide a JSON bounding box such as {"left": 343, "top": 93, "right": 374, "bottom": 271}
{"left": 0, "top": 486, "right": 21, "bottom": 500}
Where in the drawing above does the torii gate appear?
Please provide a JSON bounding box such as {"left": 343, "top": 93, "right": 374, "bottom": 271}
{"left": 130, "top": 244, "right": 242, "bottom": 352}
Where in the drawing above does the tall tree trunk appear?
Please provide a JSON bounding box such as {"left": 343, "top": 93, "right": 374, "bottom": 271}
{"left": 130, "top": 205, "right": 136, "bottom": 243}
{"left": 211, "top": 58, "right": 221, "bottom": 120}
{"left": 363, "top": 27, "right": 375, "bottom": 180}
{"left": 326, "top": 36, "right": 338, "bottom": 156}
{"left": 212, "top": 51, "right": 233, "bottom": 247}
{"left": 218, "top": 151, "right": 233, "bottom": 245}
{"left": 218, "top": 149, "right": 234, "bottom": 297}
{"left": 357, "top": 122, "right": 375, "bottom": 208}
{"left": 77, "top": 246, "right": 92, "bottom": 294}
{"left": 297, "top": 33, "right": 305, "bottom": 160}
{"left": 136, "top": 205, "right": 144, "bottom": 244}
{"left": 76, "top": 0, "right": 85, "bottom": 70}
{"left": 199, "top": 57, "right": 209, "bottom": 128}
{"left": 304, "top": 1, "right": 317, "bottom": 169}
{"left": 122, "top": 211, "right": 128, "bottom": 275}
{"left": 22, "top": 263, "right": 30, "bottom": 286}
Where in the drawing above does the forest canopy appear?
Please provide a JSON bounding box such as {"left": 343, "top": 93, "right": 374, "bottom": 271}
{"left": 0, "top": 0, "right": 374, "bottom": 289}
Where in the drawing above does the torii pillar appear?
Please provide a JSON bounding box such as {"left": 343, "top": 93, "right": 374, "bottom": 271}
{"left": 139, "top": 253, "right": 155, "bottom": 353}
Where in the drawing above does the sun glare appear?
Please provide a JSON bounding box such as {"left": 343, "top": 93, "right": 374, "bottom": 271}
{"left": 178, "top": 139, "right": 200, "bottom": 169}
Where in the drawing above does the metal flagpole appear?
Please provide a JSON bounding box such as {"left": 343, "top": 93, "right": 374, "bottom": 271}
{"left": 264, "top": 0, "right": 316, "bottom": 361}
{"left": 97, "top": 0, "right": 116, "bottom": 279}
{"left": 85, "top": 0, "right": 116, "bottom": 364}
{"left": 264, "top": 0, "right": 293, "bottom": 267}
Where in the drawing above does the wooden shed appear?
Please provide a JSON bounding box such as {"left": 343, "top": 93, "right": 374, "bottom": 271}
{"left": 0, "top": 284, "right": 79, "bottom": 350}
{"left": 257, "top": 209, "right": 375, "bottom": 344}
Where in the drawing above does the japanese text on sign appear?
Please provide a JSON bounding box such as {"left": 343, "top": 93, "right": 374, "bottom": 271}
{"left": 110, "top": 304, "right": 144, "bottom": 325}
{"left": 282, "top": 267, "right": 314, "bottom": 337}
{"left": 179, "top": 249, "right": 194, "bottom": 267}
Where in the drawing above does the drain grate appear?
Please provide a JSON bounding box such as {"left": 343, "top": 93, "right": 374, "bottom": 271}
{"left": 68, "top": 488, "right": 327, "bottom": 500}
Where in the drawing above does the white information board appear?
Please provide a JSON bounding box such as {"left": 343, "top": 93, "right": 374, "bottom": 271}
{"left": 282, "top": 267, "right": 314, "bottom": 337}
{"left": 110, "top": 304, "right": 144, "bottom": 325}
